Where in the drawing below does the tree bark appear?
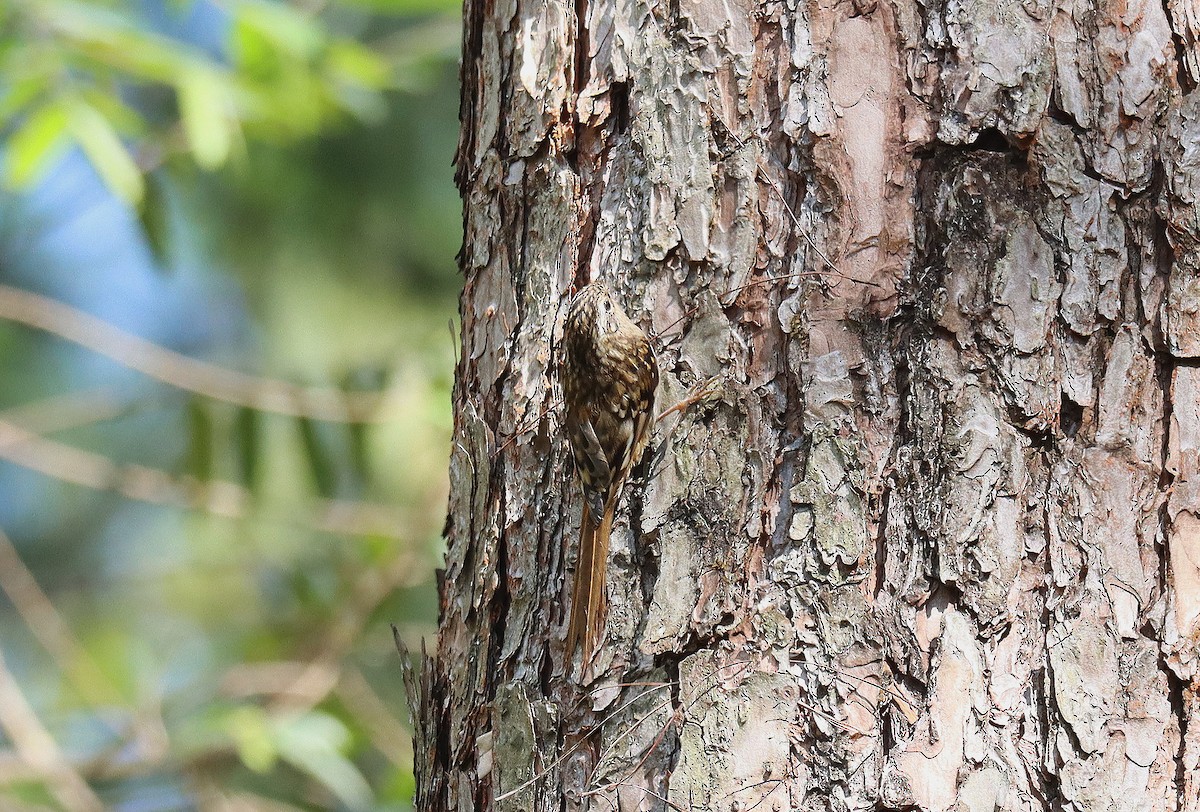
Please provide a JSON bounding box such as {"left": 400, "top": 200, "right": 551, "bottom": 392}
{"left": 412, "top": 0, "right": 1200, "bottom": 809}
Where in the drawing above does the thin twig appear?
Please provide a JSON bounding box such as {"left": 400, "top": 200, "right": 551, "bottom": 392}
{"left": 584, "top": 659, "right": 754, "bottom": 799}
{"left": 495, "top": 398, "right": 562, "bottom": 458}
{"left": 805, "top": 656, "right": 911, "bottom": 713}
{"left": 721, "top": 776, "right": 785, "bottom": 799}
{"left": 653, "top": 260, "right": 878, "bottom": 349}
{"left": 0, "top": 389, "right": 138, "bottom": 436}
{"left": 794, "top": 700, "right": 856, "bottom": 735}
{"left": 653, "top": 270, "right": 841, "bottom": 342}
{"left": 758, "top": 171, "right": 881, "bottom": 288}
{"left": 0, "top": 536, "right": 169, "bottom": 792}
{"left": 0, "top": 650, "right": 105, "bottom": 812}
{"left": 711, "top": 116, "right": 882, "bottom": 290}
{"left": 494, "top": 680, "right": 680, "bottom": 802}
{"left": 585, "top": 700, "right": 677, "bottom": 797}
{"left": 0, "top": 283, "right": 391, "bottom": 423}
{"left": 0, "top": 529, "right": 118, "bottom": 711}
{"left": 656, "top": 376, "right": 722, "bottom": 423}
{"left": 739, "top": 777, "right": 787, "bottom": 812}
{"left": 572, "top": 680, "right": 672, "bottom": 708}
{"left": 580, "top": 695, "right": 677, "bottom": 795}
{"left": 604, "top": 781, "right": 687, "bottom": 812}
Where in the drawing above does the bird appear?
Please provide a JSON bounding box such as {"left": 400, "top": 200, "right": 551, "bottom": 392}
{"left": 558, "top": 280, "right": 658, "bottom": 664}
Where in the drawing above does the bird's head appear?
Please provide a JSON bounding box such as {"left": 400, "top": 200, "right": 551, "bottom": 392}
{"left": 568, "top": 281, "right": 634, "bottom": 339}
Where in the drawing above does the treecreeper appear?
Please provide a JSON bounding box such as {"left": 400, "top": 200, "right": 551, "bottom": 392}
{"left": 558, "top": 281, "right": 658, "bottom": 667}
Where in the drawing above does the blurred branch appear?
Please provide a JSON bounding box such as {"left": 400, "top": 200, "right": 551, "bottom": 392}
{"left": 0, "top": 751, "right": 45, "bottom": 784}
{"left": 0, "top": 526, "right": 173, "bottom": 781}
{"left": 219, "top": 661, "right": 329, "bottom": 699}
{"left": 0, "top": 649, "right": 105, "bottom": 812}
{"left": 193, "top": 780, "right": 306, "bottom": 812}
{"left": 0, "top": 388, "right": 137, "bottom": 435}
{"left": 0, "top": 529, "right": 118, "bottom": 709}
{"left": 0, "top": 284, "right": 391, "bottom": 423}
{"left": 0, "top": 418, "right": 409, "bottom": 539}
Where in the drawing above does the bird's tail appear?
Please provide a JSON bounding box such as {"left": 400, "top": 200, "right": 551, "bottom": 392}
{"left": 566, "top": 498, "right": 613, "bottom": 663}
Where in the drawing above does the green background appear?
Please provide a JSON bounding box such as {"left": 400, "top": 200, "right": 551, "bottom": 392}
{"left": 0, "top": 1, "right": 461, "bottom": 808}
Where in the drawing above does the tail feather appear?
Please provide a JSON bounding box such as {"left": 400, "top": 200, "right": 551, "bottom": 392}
{"left": 566, "top": 499, "right": 613, "bottom": 662}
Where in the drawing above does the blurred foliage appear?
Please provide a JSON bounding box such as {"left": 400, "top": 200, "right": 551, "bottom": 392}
{"left": 0, "top": 0, "right": 460, "bottom": 810}
{"left": 1, "top": 0, "right": 459, "bottom": 202}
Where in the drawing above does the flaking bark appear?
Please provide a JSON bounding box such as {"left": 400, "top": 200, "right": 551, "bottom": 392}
{"left": 413, "top": 0, "right": 1200, "bottom": 809}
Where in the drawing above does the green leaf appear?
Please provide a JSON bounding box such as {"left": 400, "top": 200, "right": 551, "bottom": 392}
{"left": 298, "top": 415, "right": 338, "bottom": 498}
{"left": 323, "top": 42, "right": 388, "bottom": 121}
{"left": 326, "top": 40, "right": 391, "bottom": 90}
{"left": 342, "top": 366, "right": 382, "bottom": 493}
{"left": 274, "top": 712, "right": 372, "bottom": 810}
{"left": 185, "top": 398, "right": 214, "bottom": 482}
{"left": 81, "top": 86, "right": 146, "bottom": 136}
{"left": 5, "top": 781, "right": 56, "bottom": 807}
{"left": 67, "top": 99, "right": 143, "bottom": 204}
{"left": 138, "top": 170, "right": 177, "bottom": 266}
{"left": 0, "top": 71, "right": 49, "bottom": 128}
{"left": 4, "top": 101, "right": 71, "bottom": 189}
{"left": 347, "top": 418, "right": 370, "bottom": 493}
{"left": 178, "top": 66, "right": 235, "bottom": 170}
{"left": 226, "top": 705, "right": 277, "bottom": 773}
{"left": 236, "top": 0, "right": 325, "bottom": 59}
{"left": 235, "top": 405, "right": 261, "bottom": 494}
{"left": 42, "top": 2, "right": 199, "bottom": 83}
{"left": 379, "top": 764, "right": 418, "bottom": 805}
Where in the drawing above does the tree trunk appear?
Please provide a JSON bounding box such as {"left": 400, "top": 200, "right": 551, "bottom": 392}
{"left": 411, "top": 0, "right": 1200, "bottom": 809}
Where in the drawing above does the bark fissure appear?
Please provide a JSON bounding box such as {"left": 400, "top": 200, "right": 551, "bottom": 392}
{"left": 1162, "top": 0, "right": 1198, "bottom": 94}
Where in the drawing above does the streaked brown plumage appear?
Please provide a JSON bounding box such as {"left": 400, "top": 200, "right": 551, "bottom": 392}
{"left": 559, "top": 281, "right": 658, "bottom": 663}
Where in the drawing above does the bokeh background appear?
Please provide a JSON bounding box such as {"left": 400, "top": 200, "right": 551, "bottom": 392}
{"left": 0, "top": 1, "right": 461, "bottom": 809}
